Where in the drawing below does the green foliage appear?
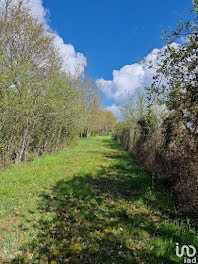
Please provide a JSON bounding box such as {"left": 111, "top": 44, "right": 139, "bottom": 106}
{"left": 137, "top": 114, "right": 158, "bottom": 139}
{"left": 114, "top": 120, "right": 132, "bottom": 131}
{"left": 150, "top": 1, "right": 198, "bottom": 134}
{"left": 115, "top": 1, "right": 198, "bottom": 219}
{"left": 98, "top": 110, "right": 117, "bottom": 135}
{"left": 120, "top": 88, "right": 149, "bottom": 128}
{"left": 119, "top": 88, "right": 159, "bottom": 138}
{"left": 0, "top": 0, "right": 104, "bottom": 168}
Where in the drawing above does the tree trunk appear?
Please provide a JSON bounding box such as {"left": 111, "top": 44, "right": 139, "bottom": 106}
{"left": 16, "top": 119, "right": 29, "bottom": 164}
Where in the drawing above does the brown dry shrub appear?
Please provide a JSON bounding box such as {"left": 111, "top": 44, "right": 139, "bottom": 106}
{"left": 115, "top": 123, "right": 198, "bottom": 217}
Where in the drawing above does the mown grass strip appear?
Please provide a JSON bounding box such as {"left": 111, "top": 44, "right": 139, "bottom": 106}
{"left": 0, "top": 136, "right": 197, "bottom": 263}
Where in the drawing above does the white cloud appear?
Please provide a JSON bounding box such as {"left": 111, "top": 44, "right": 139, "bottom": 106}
{"left": 27, "top": 0, "right": 87, "bottom": 77}
{"left": 98, "top": 44, "right": 181, "bottom": 119}
{"left": 53, "top": 35, "right": 87, "bottom": 77}
{"left": 96, "top": 48, "right": 160, "bottom": 106}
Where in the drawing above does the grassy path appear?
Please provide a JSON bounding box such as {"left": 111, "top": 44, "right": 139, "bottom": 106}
{"left": 0, "top": 136, "right": 197, "bottom": 263}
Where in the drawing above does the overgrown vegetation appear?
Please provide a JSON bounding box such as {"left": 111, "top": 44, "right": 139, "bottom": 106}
{"left": 0, "top": 136, "right": 197, "bottom": 263}
{"left": 0, "top": 0, "right": 197, "bottom": 262}
{"left": 0, "top": 0, "right": 116, "bottom": 169}
{"left": 115, "top": 1, "right": 198, "bottom": 217}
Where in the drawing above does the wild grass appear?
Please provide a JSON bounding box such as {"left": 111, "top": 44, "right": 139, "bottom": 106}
{"left": 0, "top": 136, "right": 197, "bottom": 263}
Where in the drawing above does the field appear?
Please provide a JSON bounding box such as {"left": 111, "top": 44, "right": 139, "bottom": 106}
{"left": 0, "top": 136, "right": 197, "bottom": 263}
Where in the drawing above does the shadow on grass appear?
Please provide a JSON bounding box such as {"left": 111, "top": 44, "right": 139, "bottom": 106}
{"left": 12, "top": 138, "right": 197, "bottom": 264}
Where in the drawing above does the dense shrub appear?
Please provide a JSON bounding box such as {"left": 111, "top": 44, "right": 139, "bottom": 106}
{"left": 114, "top": 1, "right": 198, "bottom": 217}
{"left": 0, "top": 0, "right": 115, "bottom": 168}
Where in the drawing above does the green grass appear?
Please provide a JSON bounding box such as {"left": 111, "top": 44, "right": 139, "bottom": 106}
{"left": 0, "top": 136, "right": 197, "bottom": 263}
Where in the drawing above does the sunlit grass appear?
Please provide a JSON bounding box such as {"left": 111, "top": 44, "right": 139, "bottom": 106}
{"left": 0, "top": 136, "right": 197, "bottom": 263}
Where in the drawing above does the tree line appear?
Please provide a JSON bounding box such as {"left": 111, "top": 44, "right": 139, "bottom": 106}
{"left": 0, "top": 0, "right": 116, "bottom": 169}
{"left": 114, "top": 1, "right": 198, "bottom": 217}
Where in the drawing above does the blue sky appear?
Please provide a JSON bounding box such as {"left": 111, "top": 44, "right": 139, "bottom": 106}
{"left": 42, "top": 0, "right": 192, "bottom": 116}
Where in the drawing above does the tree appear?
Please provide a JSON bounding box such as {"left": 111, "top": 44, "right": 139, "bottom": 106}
{"left": 98, "top": 110, "right": 117, "bottom": 135}
{"left": 150, "top": 1, "right": 198, "bottom": 135}
{"left": 77, "top": 75, "right": 102, "bottom": 137}
{"left": 0, "top": 0, "right": 86, "bottom": 167}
